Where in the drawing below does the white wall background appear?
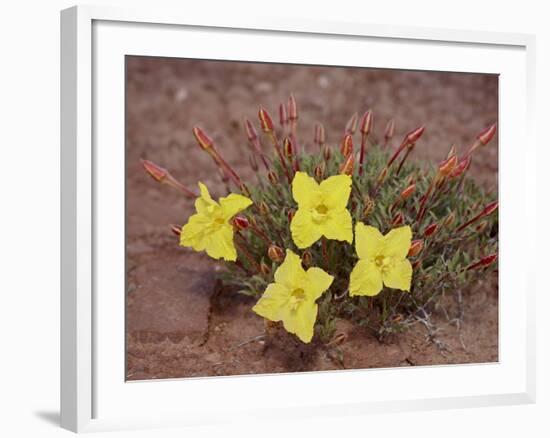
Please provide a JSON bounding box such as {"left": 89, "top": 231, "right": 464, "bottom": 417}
{"left": 0, "top": 1, "right": 546, "bottom": 437}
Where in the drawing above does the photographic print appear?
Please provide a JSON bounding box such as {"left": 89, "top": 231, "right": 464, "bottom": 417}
{"left": 126, "top": 57, "right": 498, "bottom": 380}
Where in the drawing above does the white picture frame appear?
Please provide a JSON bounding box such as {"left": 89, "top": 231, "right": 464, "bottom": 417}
{"left": 60, "top": 4, "right": 536, "bottom": 433}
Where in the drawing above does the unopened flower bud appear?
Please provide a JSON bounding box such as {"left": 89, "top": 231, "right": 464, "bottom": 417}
{"left": 363, "top": 196, "right": 375, "bottom": 219}
{"left": 467, "top": 253, "right": 498, "bottom": 271}
{"left": 279, "top": 103, "right": 288, "bottom": 126}
{"left": 249, "top": 153, "right": 259, "bottom": 171}
{"left": 287, "top": 208, "right": 295, "bottom": 222}
{"left": 451, "top": 155, "right": 472, "bottom": 178}
{"left": 477, "top": 124, "right": 497, "bottom": 146}
{"left": 288, "top": 94, "right": 298, "bottom": 121}
{"left": 244, "top": 119, "right": 258, "bottom": 142}
{"left": 438, "top": 155, "right": 458, "bottom": 177}
{"left": 443, "top": 211, "right": 456, "bottom": 227}
{"left": 384, "top": 119, "right": 395, "bottom": 142}
{"left": 339, "top": 154, "right": 355, "bottom": 176}
{"left": 391, "top": 212, "right": 404, "bottom": 226}
{"left": 192, "top": 126, "right": 215, "bottom": 151}
{"left": 170, "top": 224, "right": 182, "bottom": 236}
{"left": 481, "top": 201, "right": 498, "bottom": 218}
{"left": 340, "top": 134, "right": 354, "bottom": 156}
{"left": 345, "top": 112, "right": 359, "bottom": 135}
{"left": 400, "top": 184, "right": 416, "bottom": 200}
{"left": 232, "top": 216, "right": 249, "bottom": 230}
{"left": 259, "top": 201, "right": 270, "bottom": 216}
{"left": 447, "top": 144, "right": 457, "bottom": 159}
{"left": 314, "top": 163, "right": 325, "bottom": 180}
{"left": 283, "top": 137, "right": 294, "bottom": 158}
{"left": 408, "top": 239, "right": 424, "bottom": 257}
{"left": 239, "top": 183, "right": 251, "bottom": 198}
{"left": 475, "top": 221, "right": 488, "bottom": 233}
{"left": 260, "top": 261, "right": 271, "bottom": 276}
{"left": 302, "top": 250, "right": 313, "bottom": 267}
{"left": 267, "top": 170, "right": 279, "bottom": 185}
{"left": 423, "top": 223, "right": 439, "bottom": 237}
{"left": 141, "top": 159, "right": 167, "bottom": 182}
{"left": 258, "top": 107, "right": 275, "bottom": 133}
{"left": 318, "top": 124, "right": 326, "bottom": 145}
{"left": 406, "top": 126, "right": 425, "bottom": 145}
{"left": 323, "top": 145, "right": 332, "bottom": 161}
{"left": 360, "top": 110, "right": 373, "bottom": 136}
{"left": 267, "top": 244, "right": 284, "bottom": 262}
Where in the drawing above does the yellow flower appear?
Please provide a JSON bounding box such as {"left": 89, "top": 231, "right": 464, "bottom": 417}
{"left": 290, "top": 171, "right": 353, "bottom": 249}
{"left": 349, "top": 223, "right": 413, "bottom": 296}
{"left": 252, "top": 250, "right": 334, "bottom": 343}
{"left": 180, "top": 182, "right": 252, "bottom": 261}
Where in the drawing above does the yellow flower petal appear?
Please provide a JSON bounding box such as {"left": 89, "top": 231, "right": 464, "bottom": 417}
{"left": 290, "top": 209, "right": 324, "bottom": 249}
{"left": 219, "top": 193, "right": 253, "bottom": 219}
{"left": 319, "top": 174, "right": 352, "bottom": 210}
{"left": 383, "top": 226, "right": 412, "bottom": 259}
{"left": 292, "top": 171, "right": 320, "bottom": 209}
{"left": 195, "top": 182, "right": 218, "bottom": 214}
{"left": 179, "top": 213, "right": 212, "bottom": 250}
{"left": 274, "top": 250, "right": 306, "bottom": 289}
{"left": 252, "top": 283, "right": 290, "bottom": 322}
{"left": 321, "top": 209, "right": 353, "bottom": 243}
{"left": 305, "top": 267, "right": 334, "bottom": 300}
{"left": 203, "top": 224, "right": 237, "bottom": 261}
{"left": 349, "top": 259, "right": 383, "bottom": 296}
{"left": 355, "top": 223, "right": 385, "bottom": 260}
{"left": 282, "top": 301, "right": 318, "bottom": 343}
{"left": 383, "top": 259, "right": 412, "bottom": 291}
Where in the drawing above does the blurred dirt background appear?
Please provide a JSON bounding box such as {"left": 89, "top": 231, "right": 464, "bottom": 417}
{"left": 126, "top": 56, "right": 498, "bottom": 380}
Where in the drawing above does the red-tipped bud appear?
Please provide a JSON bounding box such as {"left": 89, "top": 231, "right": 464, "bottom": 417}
{"left": 406, "top": 125, "right": 425, "bottom": 145}
{"left": 141, "top": 159, "right": 167, "bottom": 182}
{"left": 314, "top": 124, "right": 321, "bottom": 145}
{"left": 259, "top": 201, "right": 270, "bottom": 216}
{"left": 258, "top": 107, "right": 275, "bottom": 133}
{"left": 477, "top": 124, "right": 497, "bottom": 146}
{"left": 192, "top": 126, "right": 214, "bottom": 151}
{"left": 481, "top": 201, "right": 498, "bottom": 218}
{"left": 443, "top": 212, "right": 456, "bottom": 227}
{"left": 239, "top": 183, "right": 251, "bottom": 198}
{"left": 438, "top": 155, "right": 458, "bottom": 177}
{"left": 302, "top": 250, "right": 313, "bottom": 268}
{"left": 467, "top": 253, "right": 498, "bottom": 271}
{"left": 244, "top": 119, "right": 258, "bottom": 142}
{"left": 318, "top": 124, "right": 326, "bottom": 145}
{"left": 267, "top": 170, "right": 279, "bottom": 185}
{"left": 170, "top": 224, "right": 182, "bottom": 236}
{"left": 408, "top": 239, "right": 424, "bottom": 257}
{"left": 314, "top": 163, "right": 325, "bottom": 181}
{"left": 384, "top": 119, "right": 395, "bottom": 141}
{"left": 232, "top": 216, "right": 249, "bottom": 230}
{"left": 391, "top": 213, "right": 404, "bottom": 226}
{"left": 339, "top": 154, "right": 355, "bottom": 175}
{"left": 423, "top": 223, "right": 439, "bottom": 237}
{"left": 260, "top": 261, "right": 271, "bottom": 276}
{"left": 345, "top": 112, "right": 359, "bottom": 135}
{"left": 288, "top": 94, "right": 298, "bottom": 121}
{"left": 451, "top": 155, "right": 472, "bottom": 178}
{"left": 267, "top": 244, "right": 285, "bottom": 263}
{"left": 323, "top": 144, "right": 332, "bottom": 161}
{"left": 359, "top": 110, "right": 373, "bottom": 136}
{"left": 279, "top": 103, "right": 288, "bottom": 126}
{"left": 340, "top": 134, "right": 354, "bottom": 156}
{"left": 283, "top": 137, "right": 294, "bottom": 158}
{"left": 447, "top": 144, "right": 457, "bottom": 159}
{"left": 248, "top": 153, "right": 259, "bottom": 171}
{"left": 400, "top": 184, "right": 416, "bottom": 200}
{"left": 377, "top": 167, "right": 388, "bottom": 184}
{"left": 287, "top": 208, "right": 295, "bottom": 222}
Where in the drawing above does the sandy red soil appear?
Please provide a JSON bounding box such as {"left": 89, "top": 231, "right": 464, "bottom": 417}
{"left": 126, "top": 57, "right": 498, "bottom": 380}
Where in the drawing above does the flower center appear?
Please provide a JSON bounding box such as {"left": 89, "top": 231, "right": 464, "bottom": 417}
{"left": 215, "top": 217, "right": 226, "bottom": 225}
{"left": 312, "top": 204, "right": 329, "bottom": 223}
{"left": 375, "top": 255, "right": 392, "bottom": 271}
{"left": 315, "top": 204, "right": 328, "bottom": 215}
{"left": 289, "top": 288, "right": 306, "bottom": 311}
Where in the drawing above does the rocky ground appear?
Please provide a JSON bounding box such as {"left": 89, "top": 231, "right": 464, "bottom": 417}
{"left": 126, "top": 56, "right": 498, "bottom": 380}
